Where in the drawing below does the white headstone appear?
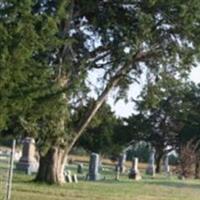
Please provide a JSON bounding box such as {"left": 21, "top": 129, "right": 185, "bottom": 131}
{"left": 65, "top": 170, "right": 72, "bottom": 183}
{"left": 72, "top": 174, "right": 78, "bottom": 183}
{"left": 129, "top": 157, "right": 142, "bottom": 180}
{"left": 163, "top": 154, "right": 170, "bottom": 175}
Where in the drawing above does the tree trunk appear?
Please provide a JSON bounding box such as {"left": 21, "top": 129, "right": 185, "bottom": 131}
{"left": 195, "top": 160, "right": 200, "bottom": 179}
{"left": 35, "top": 146, "right": 67, "bottom": 184}
{"left": 155, "top": 153, "right": 163, "bottom": 174}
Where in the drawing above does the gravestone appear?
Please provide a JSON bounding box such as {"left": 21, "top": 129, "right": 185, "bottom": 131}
{"left": 65, "top": 170, "right": 78, "bottom": 183}
{"left": 115, "top": 153, "right": 126, "bottom": 173}
{"left": 129, "top": 157, "right": 142, "bottom": 180}
{"left": 88, "top": 153, "right": 101, "bottom": 181}
{"left": 65, "top": 170, "right": 72, "bottom": 183}
{"left": 146, "top": 148, "right": 156, "bottom": 176}
{"left": 115, "top": 166, "right": 120, "bottom": 180}
{"left": 99, "top": 158, "right": 103, "bottom": 172}
{"left": 72, "top": 174, "right": 78, "bottom": 183}
{"left": 14, "top": 150, "right": 22, "bottom": 161}
{"left": 16, "top": 137, "right": 39, "bottom": 174}
{"left": 163, "top": 154, "right": 170, "bottom": 175}
{"left": 77, "top": 163, "right": 84, "bottom": 174}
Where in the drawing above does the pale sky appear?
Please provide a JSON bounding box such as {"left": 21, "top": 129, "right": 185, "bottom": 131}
{"left": 190, "top": 66, "right": 200, "bottom": 84}
{"left": 88, "top": 66, "right": 200, "bottom": 118}
{"left": 107, "top": 66, "right": 200, "bottom": 118}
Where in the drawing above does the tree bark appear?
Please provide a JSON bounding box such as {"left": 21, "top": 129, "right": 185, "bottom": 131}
{"left": 195, "top": 160, "right": 200, "bottom": 179}
{"left": 35, "top": 147, "right": 67, "bottom": 184}
{"left": 155, "top": 152, "right": 163, "bottom": 174}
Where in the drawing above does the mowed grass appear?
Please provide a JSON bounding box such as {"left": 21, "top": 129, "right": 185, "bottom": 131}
{"left": 0, "top": 154, "right": 199, "bottom": 200}
{"left": 2, "top": 170, "right": 200, "bottom": 200}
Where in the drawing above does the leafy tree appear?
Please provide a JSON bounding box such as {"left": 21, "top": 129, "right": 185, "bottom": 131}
{"left": 124, "top": 74, "right": 192, "bottom": 173}
{"left": 177, "top": 83, "right": 200, "bottom": 178}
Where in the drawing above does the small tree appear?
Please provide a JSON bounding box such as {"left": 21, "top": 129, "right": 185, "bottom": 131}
{"left": 178, "top": 140, "right": 198, "bottom": 178}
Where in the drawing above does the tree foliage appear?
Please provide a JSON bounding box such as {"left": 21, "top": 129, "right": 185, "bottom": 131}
{"left": 76, "top": 101, "right": 123, "bottom": 156}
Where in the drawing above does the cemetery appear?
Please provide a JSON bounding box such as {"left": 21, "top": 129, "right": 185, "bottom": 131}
{"left": 1, "top": 138, "right": 200, "bottom": 200}
{"left": 1, "top": 0, "right": 200, "bottom": 199}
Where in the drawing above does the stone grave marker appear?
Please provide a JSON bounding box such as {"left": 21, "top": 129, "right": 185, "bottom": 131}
{"left": 72, "top": 174, "right": 78, "bottom": 183}
{"left": 115, "top": 153, "right": 126, "bottom": 173}
{"left": 146, "top": 148, "right": 156, "bottom": 176}
{"left": 87, "top": 153, "right": 101, "bottom": 181}
{"left": 115, "top": 166, "right": 120, "bottom": 180}
{"left": 163, "top": 154, "right": 170, "bottom": 175}
{"left": 99, "top": 158, "right": 103, "bottom": 172}
{"left": 16, "top": 137, "right": 39, "bottom": 174}
{"left": 65, "top": 170, "right": 72, "bottom": 183}
{"left": 129, "top": 157, "right": 142, "bottom": 180}
{"left": 77, "top": 163, "right": 84, "bottom": 174}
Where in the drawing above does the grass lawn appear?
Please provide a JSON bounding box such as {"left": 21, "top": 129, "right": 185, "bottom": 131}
{"left": 1, "top": 171, "right": 200, "bottom": 200}
{"left": 0, "top": 156, "right": 199, "bottom": 200}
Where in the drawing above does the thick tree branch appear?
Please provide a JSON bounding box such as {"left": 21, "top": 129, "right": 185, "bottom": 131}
{"left": 65, "top": 50, "right": 158, "bottom": 154}
{"left": 66, "top": 64, "right": 128, "bottom": 154}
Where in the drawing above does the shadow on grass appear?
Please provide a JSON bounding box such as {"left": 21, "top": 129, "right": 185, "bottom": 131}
{"left": 145, "top": 179, "right": 200, "bottom": 190}
{"left": 13, "top": 172, "right": 35, "bottom": 184}
{"left": 83, "top": 174, "right": 200, "bottom": 189}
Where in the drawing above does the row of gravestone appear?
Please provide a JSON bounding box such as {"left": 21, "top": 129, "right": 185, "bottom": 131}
{"left": 86, "top": 151, "right": 170, "bottom": 181}
{"left": 115, "top": 149, "right": 170, "bottom": 178}
{"left": 16, "top": 137, "right": 170, "bottom": 179}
